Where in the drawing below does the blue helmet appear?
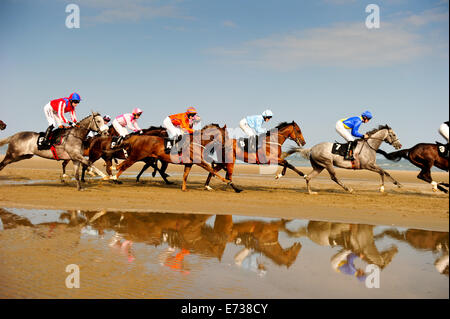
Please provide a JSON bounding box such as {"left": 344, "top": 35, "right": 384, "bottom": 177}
{"left": 362, "top": 110, "right": 372, "bottom": 119}
{"left": 69, "top": 92, "right": 81, "bottom": 101}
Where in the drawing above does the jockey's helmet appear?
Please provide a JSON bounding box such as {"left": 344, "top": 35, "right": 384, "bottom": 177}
{"left": 132, "top": 108, "right": 143, "bottom": 116}
{"left": 262, "top": 109, "right": 273, "bottom": 119}
{"left": 361, "top": 110, "right": 373, "bottom": 120}
{"left": 69, "top": 92, "right": 81, "bottom": 102}
{"left": 186, "top": 107, "right": 197, "bottom": 115}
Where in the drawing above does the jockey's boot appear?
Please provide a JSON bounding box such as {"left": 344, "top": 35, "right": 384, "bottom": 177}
{"left": 164, "top": 138, "right": 174, "bottom": 154}
{"left": 344, "top": 141, "right": 356, "bottom": 161}
{"left": 111, "top": 136, "right": 124, "bottom": 149}
{"left": 38, "top": 125, "right": 53, "bottom": 149}
{"left": 249, "top": 135, "right": 257, "bottom": 153}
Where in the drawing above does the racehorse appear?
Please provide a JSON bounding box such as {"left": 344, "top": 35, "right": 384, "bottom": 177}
{"left": 0, "top": 113, "right": 108, "bottom": 190}
{"left": 112, "top": 123, "right": 242, "bottom": 192}
{"left": 376, "top": 143, "right": 449, "bottom": 193}
{"left": 204, "top": 121, "right": 306, "bottom": 191}
{"left": 61, "top": 125, "right": 171, "bottom": 184}
{"left": 284, "top": 125, "right": 403, "bottom": 194}
{"left": 0, "top": 120, "right": 6, "bottom": 130}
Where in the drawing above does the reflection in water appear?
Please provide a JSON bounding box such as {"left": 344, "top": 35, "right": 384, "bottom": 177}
{"left": 0, "top": 207, "right": 448, "bottom": 298}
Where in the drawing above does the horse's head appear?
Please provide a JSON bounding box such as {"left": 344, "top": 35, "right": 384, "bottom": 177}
{"left": 89, "top": 112, "right": 109, "bottom": 135}
{"left": 277, "top": 121, "right": 306, "bottom": 146}
{"left": 383, "top": 126, "right": 402, "bottom": 149}
{"left": 201, "top": 123, "right": 226, "bottom": 147}
{"left": 0, "top": 120, "right": 6, "bottom": 130}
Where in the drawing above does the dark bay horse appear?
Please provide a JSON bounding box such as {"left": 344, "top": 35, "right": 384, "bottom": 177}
{"left": 0, "top": 120, "right": 6, "bottom": 130}
{"left": 0, "top": 113, "right": 108, "bottom": 190}
{"left": 112, "top": 124, "right": 242, "bottom": 192}
{"left": 377, "top": 143, "right": 449, "bottom": 193}
{"left": 61, "top": 125, "right": 172, "bottom": 184}
{"left": 204, "top": 121, "right": 306, "bottom": 191}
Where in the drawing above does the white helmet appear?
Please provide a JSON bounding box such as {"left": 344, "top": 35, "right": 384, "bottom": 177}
{"left": 262, "top": 109, "right": 273, "bottom": 118}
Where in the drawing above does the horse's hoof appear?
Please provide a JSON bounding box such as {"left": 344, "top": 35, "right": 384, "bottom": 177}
{"left": 102, "top": 176, "right": 110, "bottom": 181}
{"left": 205, "top": 185, "right": 214, "bottom": 191}
{"left": 275, "top": 173, "right": 282, "bottom": 180}
{"left": 234, "top": 188, "right": 243, "bottom": 193}
{"left": 348, "top": 188, "right": 354, "bottom": 193}
{"left": 379, "top": 186, "right": 385, "bottom": 193}
{"left": 303, "top": 174, "right": 308, "bottom": 180}
{"left": 308, "top": 191, "right": 318, "bottom": 195}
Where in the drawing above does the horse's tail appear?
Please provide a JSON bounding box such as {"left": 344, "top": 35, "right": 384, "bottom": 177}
{"left": 0, "top": 136, "right": 11, "bottom": 147}
{"left": 376, "top": 148, "right": 409, "bottom": 162}
{"left": 281, "top": 147, "right": 311, "bottom": 160}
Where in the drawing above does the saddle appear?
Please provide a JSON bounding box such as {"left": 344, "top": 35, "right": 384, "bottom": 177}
{"left": 331, "top": 141, "right": 353, "bottom": 157}
{"left": 237, "top": 135, "right": 263, "bottom": 153}
{"left": 436, "top": 141, "right": 449, "bottom": 159}
{"left": 37, "top": 127, "right": 66, "bottom": 150}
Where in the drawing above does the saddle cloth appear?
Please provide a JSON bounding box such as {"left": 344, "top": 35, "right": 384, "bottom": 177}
{"left": 436, "top": 142, "right": 449, "bottom": 159}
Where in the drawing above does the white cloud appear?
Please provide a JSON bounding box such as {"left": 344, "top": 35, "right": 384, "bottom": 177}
{"left": 207, "top": 9, "right": 448, "bottom": 70}
{"left": 222, "top": 20, "right": 237, "bottom": 28}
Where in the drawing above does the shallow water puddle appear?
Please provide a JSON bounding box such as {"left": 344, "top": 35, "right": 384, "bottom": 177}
{"left": 0, "top": 207, "right": 448, "bottom": 298}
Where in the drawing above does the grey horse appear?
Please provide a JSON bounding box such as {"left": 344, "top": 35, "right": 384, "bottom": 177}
{"left": 0, "top": 113, "right": 108, "bottom": 190}
{"left": 284, "top": 125, "right": 403, "bottom": 194}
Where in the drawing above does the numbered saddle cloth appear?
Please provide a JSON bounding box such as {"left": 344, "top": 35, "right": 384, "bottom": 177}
{"left": 436, "top": 142, "right": 449, "bottom": 159}
{"left": 331, "top": 142, "right": 350, "bottom": 157}
{"left": 37, "top": 128, "right": 66, "bottom": 150}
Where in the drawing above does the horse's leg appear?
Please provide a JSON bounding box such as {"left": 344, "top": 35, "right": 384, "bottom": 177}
{"left": 304, "top": 163, "right": 324, "bottom": 195}
{"left": 365, "top": 164, "right": 402, "bottom": 192}
{"left": 0, "top": 154, "right": 33, "bottom": 171}
{"left": 275, "top": 164, "right": 287, "bottom": 179}
{"left": 280, "top": 160, "right": 305, "bottom": 177}
{"left": 410, "top": 158, "right": 441, "bottom": 192}
{"left": 112, "top": 159, "right": 136, "bottom": 184}
{"left": 182, "top": 164, "right": 193, "bottom": 191}
{"left": 204, "top": 163, "right": 222, "bottom": 191}
{"left": 61, "top": 160, "right": 69, "bottom": 182}
{"left": 136, "top": 160, "right": 152, "bottom": 183}
{"left": 225, "top": 163, "right": 242, "bottom": 193}
{"left": 159, "top": 161, "right": 171, "bottom": 179}
{"left": 72, "top": 160, "right": 82, "bottom": 191}
{"left": 196, "top": 160, "right": 232, "bottom": 186}
{"left": 325, "top": 164, "right": 353, "bottom": 193}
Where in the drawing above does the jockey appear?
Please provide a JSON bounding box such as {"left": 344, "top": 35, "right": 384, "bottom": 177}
{"left": 336, "top": 110, "right": 372, "bottom": 160}
{"left": 162, "top": 107, "right": 201, "bottom": 153}
{"left": 239, "top": 109, "right": 273, "bottom": 151}
{"left": 111, "top": 108, "right": 143, "bottom": 147}
{"left": 438, "top": 121, "right": 449, "bottom": 143}
{"left": 39, "top": 92, "right": 81, "bottom": 148}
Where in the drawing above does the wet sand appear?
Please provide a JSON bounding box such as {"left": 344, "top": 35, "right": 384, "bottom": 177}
{"left": 0, "top": 157, "right": 448, "bottom": 231}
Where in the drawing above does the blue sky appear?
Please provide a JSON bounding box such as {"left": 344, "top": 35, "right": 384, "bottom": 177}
{"left": 0, "top": 0, "right": 448, "bottom": 148}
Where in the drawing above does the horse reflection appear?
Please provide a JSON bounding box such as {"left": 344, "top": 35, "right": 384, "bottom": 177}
{"left": 283, "top": 221, "right": 398, "bottom": 270}
{"left": 377, "top": 228, "right": 449, "bottom": 276}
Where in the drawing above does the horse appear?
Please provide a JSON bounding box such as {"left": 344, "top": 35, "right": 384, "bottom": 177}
{"left": 376, "top": 143, "right": 449, "bottom": 193}
{"left": 61, "top": 125, "right": 172, "bottom": 184}
{"left": 0, "top": 120, "right": 6, "bottom": 130}
{"left": 0, "top": 113, "right": 108, "bottom": 190}
{"left": 284, "top": 125, "right": 403, "bottom": 194}
{"left": 112, "top": 123, "right": 242, "bottom": 192}
{"left": 203, "top": 121, "right": 306, "bottom": 191}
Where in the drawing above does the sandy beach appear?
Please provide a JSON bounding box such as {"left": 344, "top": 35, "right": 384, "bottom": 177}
{"left": 0, "top": 157, "right": 448, "bottom": 231}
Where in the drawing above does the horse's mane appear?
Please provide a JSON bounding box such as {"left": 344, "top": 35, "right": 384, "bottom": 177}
{"left": 142, "top": 126, "right": 164, "bottom": 133}
{"left": 367, "top": 124, "right": 391, "bottom": 136}
{"left": 265, "top": 121, "right": 294, "bottom": 136}
{"left": 79, "top": 112, "right": 100, "bottom": 122}
{"left": 202, "top": 123, "right": 221, "bottom": 130}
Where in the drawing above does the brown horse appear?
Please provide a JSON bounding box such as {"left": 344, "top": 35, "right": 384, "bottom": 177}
{"left": 62, "top": 125, "right": 171, "bottom": 184}
{"left": 204, "top": 121, "right": 306, "bottom": 190}
{"left": 0, "top": 120, "right": 6, "bottom": 131}
{"left": 112, "top": 123, "right": 242, "bottom": 192}
{"left": 377, "top": 143, "right": 449, "bottom": 193}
